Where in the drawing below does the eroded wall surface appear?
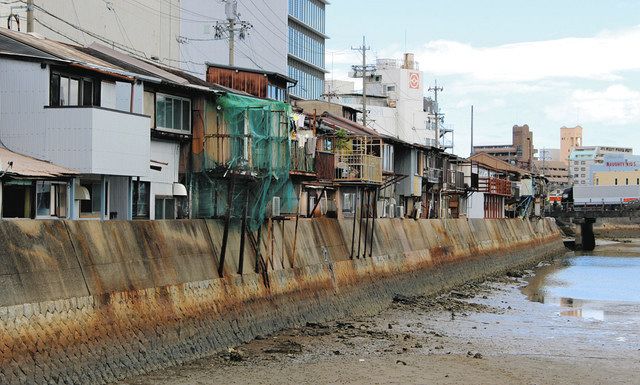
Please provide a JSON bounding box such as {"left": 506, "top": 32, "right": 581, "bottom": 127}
{"left": 0, "top": 218, "right": 564, "bottom": 385}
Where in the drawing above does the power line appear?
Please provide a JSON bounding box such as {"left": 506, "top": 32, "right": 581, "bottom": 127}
{"left": 351, "top": 36, "right": 376, "bottom": 128}
{"left": 33, "top": 5, "right": 206, "bottom": 76}
{"left": 34, "top": 17, "right": 83, "bottom": 45}
{"left": 32, "top": 3, "right": 148, "bottom": 57}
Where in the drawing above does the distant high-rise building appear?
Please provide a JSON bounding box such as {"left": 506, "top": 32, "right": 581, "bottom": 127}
{"left": 288, "top": 0, "right": 328, "bottom": 100}
{"left": 560, "top": 126, "right": 583, "bottom": 165}
{"left": 474, "top": 124, "right": 534, "bottom": 169}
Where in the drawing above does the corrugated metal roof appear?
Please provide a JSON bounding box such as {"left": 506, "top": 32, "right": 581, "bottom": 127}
{"left": 86, "top": 43, "right": 188, "bottom": 85}
{"left": 469, "top": 152, "right": 530, "bottom": 176}
{"left": 0, "top": 33, "right": 60, "bottom": 61}
{"left": 0, "top": 147, "right": 77, "bottom": 178}
{"left": 320, "top": 112, "right": 382, "bottom": 137}
{"left": 0, "top": 29, "right": 121, "bottom": 69}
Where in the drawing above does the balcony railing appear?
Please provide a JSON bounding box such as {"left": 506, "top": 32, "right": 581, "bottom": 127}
{"left": 478, "top": 177, "right": 512, "bottom": 196}
{"left": 44, "top": 106, "right": 150, "bottom": 176}
{"left": 334, "top": 152, "right": 382, "bottom": 184}
{"left": 424, "top": 168, "right": 442, "bottom": 184}
{"left": 290, "top": 140, "right": 316, "bottom": 174}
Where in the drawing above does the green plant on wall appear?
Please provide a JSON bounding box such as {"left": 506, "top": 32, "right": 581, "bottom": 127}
{"left": 335, "top": 128, "right": 350, "bottom": 151}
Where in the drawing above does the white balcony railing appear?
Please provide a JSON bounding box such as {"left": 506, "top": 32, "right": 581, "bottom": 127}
{"left": 45, "top": 106, "right": 151, "bottom": 176}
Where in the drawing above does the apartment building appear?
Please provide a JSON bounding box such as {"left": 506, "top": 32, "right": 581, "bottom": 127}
{"left": 569, "top": 146, "right": 633, "bottom": 185}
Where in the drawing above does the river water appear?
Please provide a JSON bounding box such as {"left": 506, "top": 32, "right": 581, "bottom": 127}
{"left": 523, "top": 250, "right": 640, "bottom": 324}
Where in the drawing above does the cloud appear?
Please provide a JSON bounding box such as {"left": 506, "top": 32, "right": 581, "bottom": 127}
{"left": 409, "top": 26, "right": 640, "bottom": 82}
{"left": 545, "top": 85, "right": 640, "bottom": 125}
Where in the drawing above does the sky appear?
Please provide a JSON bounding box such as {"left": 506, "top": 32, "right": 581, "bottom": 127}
{"left": 324, "top": 0, "right": 640, "bottom": 157}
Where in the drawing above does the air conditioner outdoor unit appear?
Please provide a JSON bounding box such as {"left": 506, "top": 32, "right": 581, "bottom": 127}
{"left": 271, "top": 196, "right": 281, "bottom": 217}
{"left": 396, "top": 205, "right": 405, "bottom": 218}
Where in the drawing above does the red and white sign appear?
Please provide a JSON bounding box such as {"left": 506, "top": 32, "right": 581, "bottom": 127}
{"left": 409, "top": 72, "right": 420, "bottom": 89}
{"left": 606, "top": 161, "right": 637, "bottom": 168}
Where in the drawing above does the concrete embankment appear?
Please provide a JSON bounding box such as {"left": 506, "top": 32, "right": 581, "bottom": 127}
{"left": 0, "top": 218, "right": 564, "bottom": 385}
{"left": 593, "top": 217, "right": 640, "bottom": 238}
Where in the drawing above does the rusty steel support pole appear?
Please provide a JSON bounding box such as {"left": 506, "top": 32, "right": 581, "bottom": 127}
{"left": 350, "top": 187, "right": 358, "bottom": 260}
{"left": 357, "top": 188, "right": 365, "bottom": 258}
{"left": 369, "top": 188, "right": 378, "bottom": 259}
{"left": 237, "top": 189, "right": 249, "bottom": 275}
{"left": 280, "top": 220, "right": 286, "bottom": 269}
{"left": 218, "top": 177, "right": 236, "bottom": 277}
{"left": 292, "top": 189, "right": 301, "bottom": 268}
{"left": 363, "top": 189, "right": 371, "bottom": 259}
{"left": 254, "top": 225, "right": 263, "bottom": 273}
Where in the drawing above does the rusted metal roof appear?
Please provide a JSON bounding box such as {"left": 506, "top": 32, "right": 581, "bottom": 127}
{"left": 0, "top": 147, "right": 77, "bottom": 178}
{"left": 319, "top": 112, "right": 382, "bottom": 137}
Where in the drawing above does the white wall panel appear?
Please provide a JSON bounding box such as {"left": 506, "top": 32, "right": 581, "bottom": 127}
{"left": 0, "top": 58, "right": 49, "bottom": 159}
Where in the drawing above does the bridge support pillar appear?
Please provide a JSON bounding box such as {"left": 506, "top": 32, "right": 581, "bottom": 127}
{"left": 576, "top": 218, "right": 596, "bottom": 251}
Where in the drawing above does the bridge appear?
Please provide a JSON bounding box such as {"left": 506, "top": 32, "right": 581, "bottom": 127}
{"left": 547, "top": 204, "right": 640, "bottom": 251}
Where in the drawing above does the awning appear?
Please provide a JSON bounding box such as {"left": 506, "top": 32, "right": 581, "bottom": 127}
{"left": 172, "top": 183, "right": 188, "bottom": 197}
{"left": 75, "top": 185, "right": 90, "bottom": 200}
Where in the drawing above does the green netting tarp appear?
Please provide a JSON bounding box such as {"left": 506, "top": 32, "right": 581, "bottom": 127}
{"left": 189, "top": 93, "right": 298, "bottom": 231}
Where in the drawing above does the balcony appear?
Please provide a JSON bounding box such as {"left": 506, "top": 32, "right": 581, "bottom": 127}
{"left": 290, "top": 140, "right": 316, "bottom": 175}
{"left": 44, "top": 106, "right": 150, "bottom": 176}
{"left": 478, "top": 177, "right": 512, "bottom": 196}
{"left": 334, "top": 152, "right": 382, "bottom": 184}
{"left": 424, "top": 168, "right": 442, "bottom": 184}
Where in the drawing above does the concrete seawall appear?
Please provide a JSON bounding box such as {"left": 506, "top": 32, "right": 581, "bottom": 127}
{"left": 0, "top": 218, "right": 564, "bottom": 385}
{"left": 593, "top": 217, "right": 640, "bottom": 238}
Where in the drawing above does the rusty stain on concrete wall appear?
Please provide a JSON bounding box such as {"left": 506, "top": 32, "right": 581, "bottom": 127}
{"left": 0, "top": 218, "right": 564, "bottom": 385}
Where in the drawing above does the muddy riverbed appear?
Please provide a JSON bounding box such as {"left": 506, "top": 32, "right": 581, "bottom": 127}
{"left": 117, "top": 243, "right": 640, "bottom": 385}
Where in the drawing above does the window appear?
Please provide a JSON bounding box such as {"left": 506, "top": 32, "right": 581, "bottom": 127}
{"left": 637, "top": 178, "right": 639, "bottom": 185}
{"left": 50, "top": 73, "right": 98, "bottom": 107}
{"left": 416, "top": 152, "right": 424, "bottom": 175}
{"left": 155, "top": 93, "right": 191, "bottom": 133}
{"left": 596, "top": 178, "right": 599, "bottom": 185}
{"left": 626, "top": 178, "right": 629, "bottom": 185}
{"left": 132, "top": 181, "right": 150, "bottom": 219}
{"left": 36, "top": 181, "right": 67, "bottom": 218}
{"left": 143, "top": 91, "right": 156, "bottom": 128}
{"left": 615, "top": 178, "right": 618, "bottom": 186}
{"left": 155, "top": 197, "right": 176, "bottom": 220}
{"left": 342, "top": 192, "right": 357, "bottom": 213}
{"left": 382, "top": 144, "right": 394, "bottom": 173}
{"left": 80, "top": 181, "right": 103, "bottom": 218}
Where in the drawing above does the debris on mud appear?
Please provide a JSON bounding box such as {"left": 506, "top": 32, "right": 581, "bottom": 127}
{"left": 392, "top": 292, "right": 501, "bottom": 315}
{"left": 220, "top": 348, "right": 245, "bottom": 362}
{"left": 263, "top": 340, "right": 304, "bottom": 354}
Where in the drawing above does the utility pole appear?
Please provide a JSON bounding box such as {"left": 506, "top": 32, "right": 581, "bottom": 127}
{"left": 351, "top": 36, "right": 376, "bottom": 128}
{"left": 470, "top": 105, "right": 474, "bottom": 155}
{"left": 26, "top": 0, "right": 34, "bottom": 33}
{"left": 428, "top": 81, "right": 444, "bottom": 148}
{"left": 214, "top": 0, "right": 252, "bottom": 67}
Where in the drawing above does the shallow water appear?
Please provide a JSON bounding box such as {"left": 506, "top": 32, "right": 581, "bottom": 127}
{"left": 523, "top": 254, "right": 640, "bottom": 322}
